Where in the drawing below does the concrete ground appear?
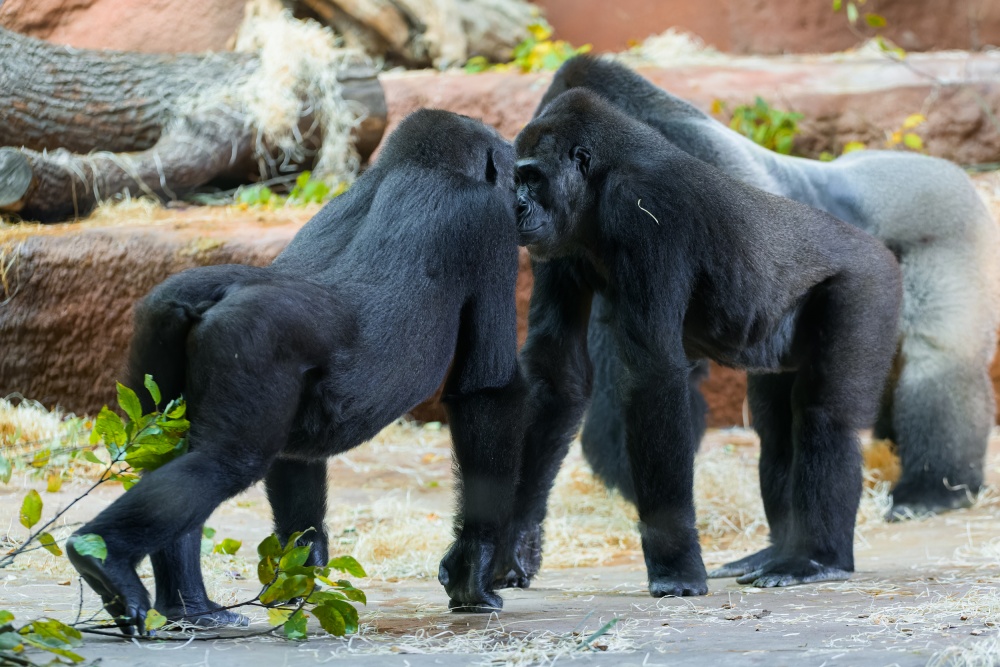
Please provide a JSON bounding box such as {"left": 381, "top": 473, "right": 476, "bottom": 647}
{"left": 2, "top": 426, "right": 998, "bottom": 667}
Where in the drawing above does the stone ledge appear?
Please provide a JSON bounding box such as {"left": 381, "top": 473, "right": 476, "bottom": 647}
{"left": 381, "top": 53, "right": 1000, "bottom": 165}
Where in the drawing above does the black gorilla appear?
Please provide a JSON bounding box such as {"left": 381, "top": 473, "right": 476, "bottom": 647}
{"left": 541, "top": 56, "right": 1000, "bottom": 518}
{"left": 66, "top": 110, "right": 525, "bottom": 633}
{"left": 509, "top": 89, "right": 901, "bottom": 596}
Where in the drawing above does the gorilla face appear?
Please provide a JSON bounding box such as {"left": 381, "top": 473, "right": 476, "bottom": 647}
{"left": 514, "top": 135, "right": 593, "bottom": 260}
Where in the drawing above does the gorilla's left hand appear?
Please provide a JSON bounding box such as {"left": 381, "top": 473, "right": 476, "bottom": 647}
{"left": 438, "top": 535, "right": 506, "bottom": 612}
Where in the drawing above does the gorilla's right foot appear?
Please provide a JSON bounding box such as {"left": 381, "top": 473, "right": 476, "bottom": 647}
{"left": 708, "top": 546, "right": 776, "bottom": 579}
{"left": 67, "top": 535, "right": 150, "bottom": 636}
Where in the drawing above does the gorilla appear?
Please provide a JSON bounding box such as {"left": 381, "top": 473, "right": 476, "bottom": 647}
{"left": 543, "top": 56, "right": 1000, "bottom": 520}
{"left": 508, "top": 88, "right": 901, "bottom": 596}
{"left": 66, "top": 110, "right": 525, "bottom": 633}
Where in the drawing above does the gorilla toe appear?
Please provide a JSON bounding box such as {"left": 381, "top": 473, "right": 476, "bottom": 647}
{"left": 735, "top": 557, "right": 851, "bottom": 588}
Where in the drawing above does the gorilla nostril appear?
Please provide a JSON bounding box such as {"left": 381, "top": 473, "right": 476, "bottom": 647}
{"left": 516, "top": 199, "right": 530, "bottom": 218}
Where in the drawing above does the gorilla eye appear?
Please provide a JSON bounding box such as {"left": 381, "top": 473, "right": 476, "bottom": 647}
{"left": 516, "top": 163, "right": 543, "bottom": 188}
{"left": 570, "top": 146, "right": 591, "bottom": 176}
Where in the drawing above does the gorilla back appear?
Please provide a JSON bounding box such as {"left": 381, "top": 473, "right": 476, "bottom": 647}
{"left": 66, "top": 110, "right": 525, "bottom": 633}
{"left": 511, "top": 89, "right": 902, "bottom": 597}
{"left": 544, "top": 56, "right": 1000, "bottom": 518}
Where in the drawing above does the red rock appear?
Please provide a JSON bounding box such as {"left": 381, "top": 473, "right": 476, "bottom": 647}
{"left": 0, "top": 0, "right": 247, "bottom": 54}
{"left": 381, "top": 56, "right": 1000, "bottom": 166}
{"left": 534, "top": 0, "right": 1000, "bottom": 55}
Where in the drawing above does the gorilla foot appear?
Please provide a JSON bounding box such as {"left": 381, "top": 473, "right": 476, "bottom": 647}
{"left": 649, "top": 576, "right": 708, "bottom": 598}
{"left": 439, "top": 536, "right": 504, "bottom": 613}
{"left": 67, "top": 535, "right": 150, "bottom": 636}
{"left": 736, "top": 557, "right": 851, "bottom": 588}
{"left": 494, "top": 524, "right": 542, "bottom": 590}
{"left": 156, "top": 601, "right": 251, "bottom": 628}
{"left": 888, "top": 484, "right": 976, "bottom": 522}
{"left": 708, "top": 546, "right": 776, "bottom": 579}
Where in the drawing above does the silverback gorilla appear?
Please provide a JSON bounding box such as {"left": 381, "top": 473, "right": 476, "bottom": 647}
{"left": 508, "top": 89, "right": 901, "bottom": 596}
{"left": 544, "top": 56, "right": 1000, "bottom": 520}
{"left": 67, "top": 110, "right": 525, "bottom": 633}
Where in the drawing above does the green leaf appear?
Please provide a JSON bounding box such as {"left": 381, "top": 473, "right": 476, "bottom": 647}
{"left": 313, "top": 604, "right": 346, "bottom": 636}
{"left": 903, "top": 133, "right": 923, "bottom": 150}
{"left": 258, "top": 556, "right": 277, "bottom": 585}
{"left": 259, "top": 574, "right": 288, "bottom": 605}
{"left": 846, "top": 1, "right": 858, "bottom": 23}
{"left": 0, "top": 610, "right": 14, "bottom": 625}
{"left": 279, "top": 546, "right": 312, "bottom": 570}
{"left": 323, "top": 599, "right": 359, "bottom": 633}
{"left": 69, "top": 533, "right": 107, "bottom": 562}
{"left": 116, "top": 382, "right": 143, "bottom": 424}
{"left": 865, "top": 13, "right": 886, "bottom": 28}
{"left": 333, "top": 580, "right": 367, "bottom": 605}
{"left": 93, "top": 406, "right": 127, "bottom": 454}
{"left": 327, "top": 555, "right": 367, "bottom": 578}
{"left": 144, "top": 374, "right": 162, "bottom": 407}
{"left": 260, "top": 574, "right": 312, "bottom": 606}
{"left": 0, "top": 457, "right": 11, "bottom": 484}
{"left": 81, "top": 450, "right": 104, "bottom": 465}
{"left": 19, "top": 489, "right": 42, "bottom": 529}
{"left": 145, "top": 609, "right": 167, "bottom": 632}
{"left": 213, "top": 538, "right": 242, "bottom": 555}
{"left": 39, "top": 532, "right": 63, "bottom": 557}
{"left": 282, "top": 610, "right": 308, "bottom": 640}
{"left": 832, "top": 0, "right": 842, "bottom": 10}
{"left": 258, "top": 534, "right": 283, "bottom": 560}
{"left": 202, "top": 526, "right": 216, "bottom": 539}
{"left": 267, "top": 608, "right": 292, "bottom": 626}
{"left": 0, "top": 631, "right": 22, "bottom": 651}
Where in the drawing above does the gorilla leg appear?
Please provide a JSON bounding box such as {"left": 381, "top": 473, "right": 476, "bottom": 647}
{"left": 887, "top": 245, "right": 995, "bottom": 518}
{"left": 438, "top": 378, "right": 526, "bottom": 611}
{"left": 264, "top": 458, "right": 330, "bottom": 567}
{"left": 581, "top": 296, "right": 708, "bottom": 503}
{"left": 624, "top": 366, "right": 707, "bottom": 597}
{"left": 889, "top": 354, "right": 992, "bottom": 518}
{"left": 710, "top": 372, "right": 795, "bottom": 578}
{"left": 737, "top": 269, "right": 896, "bottom": 587}
{"left": 150, "top": 529, "right": 249, "bottom": 627}
{"left": 67, "top": 448, "right": 276, "bottom": 634}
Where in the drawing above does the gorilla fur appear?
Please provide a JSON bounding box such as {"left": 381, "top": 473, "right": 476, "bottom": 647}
{"left": 511, "top": 88, "right": 901, "bottom": 595}
{"left": 543, "top": 56, "right": 1000, "bottom": 518}
{"left": 66, "top": 110, "right": 525, "bottom": 633}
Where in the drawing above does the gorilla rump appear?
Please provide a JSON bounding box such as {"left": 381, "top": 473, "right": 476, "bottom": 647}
{"left": 542, "top": 56, "right": 1000, "bottom": 520}
{"left": 510, "top": 89, "right": 901, "bottom": 597}
{"left": 66, "top": 110, "right": 526, "bottom": 633}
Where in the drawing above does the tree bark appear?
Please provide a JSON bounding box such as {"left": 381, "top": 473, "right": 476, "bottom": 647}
{"left": 0, "top": 27, "right": 386, "bottom": 222}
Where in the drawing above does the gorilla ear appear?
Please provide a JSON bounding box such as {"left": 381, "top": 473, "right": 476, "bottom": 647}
{"left": 570, "top": 146, "right": 591, "bottom": 177}
{"left": 485, "top": 148, "right": 498, "bottom": 184}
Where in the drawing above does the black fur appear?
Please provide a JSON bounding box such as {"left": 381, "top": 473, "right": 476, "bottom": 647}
{"left": 66, "top": 110, "right": 525, "bottom": 633}
{"left": 541, "top": 56, "right": 999, "bottom": 519}
{"left": 509, "top": 89, "right": 902, "bottom": 597}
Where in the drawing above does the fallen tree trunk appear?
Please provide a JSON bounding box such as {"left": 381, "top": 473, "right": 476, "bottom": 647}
{"left": 0, "top": 24, "right": 386, "bottom": 222}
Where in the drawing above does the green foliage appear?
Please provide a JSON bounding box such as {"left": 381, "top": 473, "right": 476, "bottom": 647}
{"left": 256, "top": 532, "right": 367, "bottom": 639}
{"left": 213, "top": 538, "right": 242, "bottom": 556}
{"left": 236, "top": 172, "right": 348, "bottom": 209}
{"left": 69, "top": 534, "right": 106, "bottom": 563}
{"left": 19, "top": 489, "right": 42, "bottom": 529}
{"left": 0, "top": 611, "right": 85, "bottom": 665}
{"left": 88, "top": 376, "right": 190, "bottom": 489}
{"left": 464, "top": 23, "right": 591, "bottom": 74}
{"left": 725, "top": 97, "right": 803, "bottom": 155}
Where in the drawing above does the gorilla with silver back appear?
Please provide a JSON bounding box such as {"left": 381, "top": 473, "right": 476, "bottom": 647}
{"left": 543, "top": 56, "right": 1000, "bottom": 520}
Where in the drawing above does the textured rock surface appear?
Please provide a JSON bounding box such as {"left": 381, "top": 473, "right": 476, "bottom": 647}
{"left": 0, "top": 0, "right": 248, "bottom": 54}
{"left": 381, "top": 55, "right": 1000, "bottom": 165}
{"left": 534, "top": 0, "right": 1000, "bottom": 55}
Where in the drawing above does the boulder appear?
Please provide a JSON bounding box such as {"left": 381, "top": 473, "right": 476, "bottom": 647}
{"left": 0, "top": 0, "right": 248, "bottom": 54}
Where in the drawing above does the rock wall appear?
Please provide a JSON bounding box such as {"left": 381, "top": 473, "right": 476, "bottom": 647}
{"left": 0, "top": 0, "right": 248, "bottom": 53}
{"left": 534, "top": 0, "right": 1000, "bottom": 54}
